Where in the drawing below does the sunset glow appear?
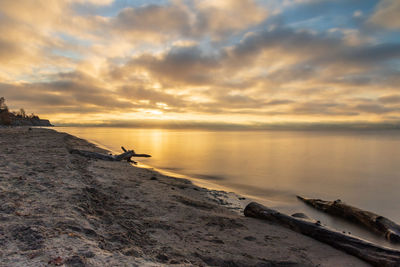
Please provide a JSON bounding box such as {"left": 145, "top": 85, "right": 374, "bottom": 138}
{"left": 0, "top": 0, "right": 400, "bottom": 128}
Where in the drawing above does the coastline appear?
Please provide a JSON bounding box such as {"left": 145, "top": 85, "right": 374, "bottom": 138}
{"left": 55, "top": 127, "right": 290, "bottom": 216}
{"left": 52, "top": 127, "right": 302, "bottom": 215}
{"left": 0, "top": 127, "right": 368, "bottom": 266}
{"left": 54, "top": 132, "right": 247, "bottom": 213}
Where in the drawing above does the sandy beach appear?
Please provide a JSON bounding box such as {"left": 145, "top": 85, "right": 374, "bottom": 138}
{"left": 0, "top": 127, "right": 368, "bottom": 266}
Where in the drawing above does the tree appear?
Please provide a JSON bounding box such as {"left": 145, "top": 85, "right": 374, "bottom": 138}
{"left": 19, "top": 108, "right": 26, "bottom": 118}
{"left": 0, "top": 97, "right": 11, "bottom": 125}
{"left": 29, "top": 113, "right": 37, "bottom": 119}
{"left": 0, "top": 97, "right": 7, "bottom": 111}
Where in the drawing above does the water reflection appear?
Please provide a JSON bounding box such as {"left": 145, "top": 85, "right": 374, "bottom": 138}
{"left": 56, "top": 127, "right": 400, "bottom": 246}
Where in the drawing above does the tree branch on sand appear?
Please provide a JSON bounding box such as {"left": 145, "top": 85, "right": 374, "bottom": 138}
{"left": 69, "top": 146, "right": 151, "bottom": 164}
{"left": 244, "top": 202, "right": 400, "bottom": 267}
{"left": 297, "top": 196, "right": 400, "bottom": 243}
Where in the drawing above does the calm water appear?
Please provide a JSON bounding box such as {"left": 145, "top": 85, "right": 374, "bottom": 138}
{"left": 56, "top": 127, "right": 400, "bottom": 246}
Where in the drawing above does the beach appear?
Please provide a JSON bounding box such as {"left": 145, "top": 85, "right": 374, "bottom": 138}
{"left": 0, "top": 127, "right": 368, "bottom": 266}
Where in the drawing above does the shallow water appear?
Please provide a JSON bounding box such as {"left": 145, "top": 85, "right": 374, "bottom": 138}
{"left": 56, "top": 127, "right": 400, "bottom": 247}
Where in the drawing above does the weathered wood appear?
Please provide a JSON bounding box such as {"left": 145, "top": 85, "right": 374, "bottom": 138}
{"left": 244, "top": 202, "right": 400, "bottom": 267}
{"left": 70, "top": 147, "right": 151, "bottom": 163}
{"left": 113, "top": 150, "right": 135, "bottom": 161}
{"left": 297, "top": 196, "right": 400, "bottom": 243}
{"left": 120, "top": 146, "right": 151, "bottom": 158}
{"left": 69, "top": 149, "right": 116, "bottom": 161}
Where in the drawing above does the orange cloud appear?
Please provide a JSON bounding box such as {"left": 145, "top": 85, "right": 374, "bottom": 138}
{"left": 0, "top": 0, "right": 400, "bottom": 127}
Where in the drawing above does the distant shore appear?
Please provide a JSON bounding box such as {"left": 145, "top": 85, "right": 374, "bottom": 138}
{"left": 0, "top": 127, "right": 367, "bottom": 266}
{"left": 0, "top": 100, "right": 53, "bottom": 127}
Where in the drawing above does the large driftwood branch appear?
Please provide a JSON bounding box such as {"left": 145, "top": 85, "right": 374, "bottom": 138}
{"left": 70, "top": 149, "right": 116, "bottom": 161}
{"left": 297, "top": 196, "right": 400, "bottom": 243}
{"left": 244, "top": 202, "right": 400, "bottom": 267}
{"left": 70, "top": 146, "right": 150, "bottom": 164}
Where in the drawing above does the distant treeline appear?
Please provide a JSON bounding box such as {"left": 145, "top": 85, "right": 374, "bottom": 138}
{"left": 0, "top": 97, "right": 52, "bottom": 126}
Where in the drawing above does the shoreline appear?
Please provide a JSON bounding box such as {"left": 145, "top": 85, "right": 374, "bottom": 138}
{"left": 54, "top": 126, "right": 400, "bottom": 249}
{"left": 0, "top": 127, "right": 368, "bottom": 266}
{"left": 58, "top": 129, "right": 248, "bottom": 214}
{"left": 54, "top": 127, "right": 296, "bottom": 214}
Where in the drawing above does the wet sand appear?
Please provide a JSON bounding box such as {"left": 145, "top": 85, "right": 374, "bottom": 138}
{"left": 0, "top": 127, "right": 368, "bottom": 266}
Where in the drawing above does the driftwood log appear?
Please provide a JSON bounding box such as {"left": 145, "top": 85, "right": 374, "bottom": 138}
{"left": 70, "top": 146, "right": 150, "bottom": 164}
{"left": 244, "top": 202, "right": 400, "bottom": 267}
{"left": 297, "top": 196, "right": 400, "bottom": 243}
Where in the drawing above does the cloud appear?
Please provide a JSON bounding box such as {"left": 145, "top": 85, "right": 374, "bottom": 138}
{"left": 379, "top": 95, "right": 400, "bottom": 104}
{"left": 354, "top": 103, "right": 396, "bottom": 114}
{"left": 291, "top": 101, "right": 357, "bottom": 116}
{"left": 109, "top": 0, "right": 268, "bottom": 42}
{"left": 115, "top": 26, "right": 399, "bottom": 89}
{"left": 369, "top": 0, "right": 400, "bottom": 29}
{"left": 0, "top": 0, "right": 399, "bottom": 126}
{"left": 341, "top": 43, "right": 400, "bottom": 64}
{"left": 0, "top": 71, "right": 139, "bottom": 113}
{"left": 231, "top": 27, "right": 400, "bottom": 69}
{"left": 70, "top": 0, "right": 114, "bottom": 5}
{"left": 109, "top": 45, "right": 223, "bottom": 87}
{"left": 138, "top": 46, "right": 222, "bottom": 84}
{"left": 113, "top": 4, "right": 191, "bottom": 40}
{"left": 96, "top": 23, "right": 400, "bottom": 123}
{"left": 0, "top": 0, "right": 100, "bottom": 77}
{"left": 192, "top": 0, "right": 268, "bottom": 38}
{"left": 118, "top": 85, "right": 187, "bottom": 109}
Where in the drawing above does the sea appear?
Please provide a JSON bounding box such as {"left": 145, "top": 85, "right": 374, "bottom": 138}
{"left": 55, "top": 126, "right": 400, "bottom": 247}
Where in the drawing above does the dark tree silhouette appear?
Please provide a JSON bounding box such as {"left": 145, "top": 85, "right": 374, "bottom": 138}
{"left": 0, "top": 97, "right": 50, "bottom": 126}
{"left": 0, "top": 97, "right": 8, "bottom": 111}
{"left": 0, "top": 97, "right": 11, "bottom": 125}
{"left": 18, "top": 108, "right": 26, "bottom": 118}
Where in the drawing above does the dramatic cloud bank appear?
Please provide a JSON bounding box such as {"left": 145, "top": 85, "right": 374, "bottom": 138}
{"left": 0, "top": 0, "right": 399, "bottom": 127}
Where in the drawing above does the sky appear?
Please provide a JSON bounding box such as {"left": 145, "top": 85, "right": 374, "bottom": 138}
{"left": 0, "top": 0, "right": 399, "bottom": 128}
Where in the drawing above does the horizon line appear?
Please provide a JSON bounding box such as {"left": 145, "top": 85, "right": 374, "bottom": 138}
{"left": 53, "top": 121, "right": 400, "bottom": 131}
